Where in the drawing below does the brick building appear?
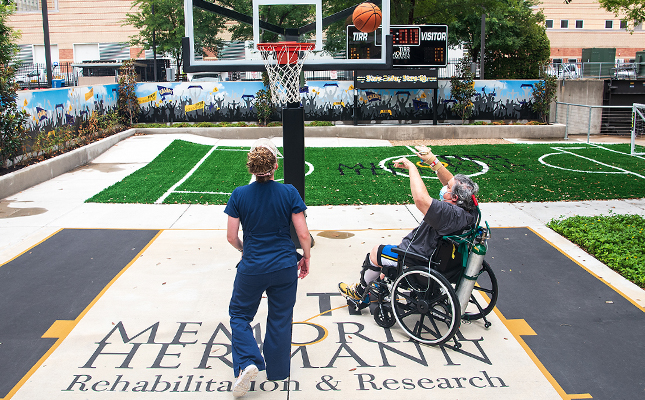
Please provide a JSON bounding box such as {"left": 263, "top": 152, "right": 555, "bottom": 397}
{"left": 7, "top": 0, "right": 148, "bottom": 64}
{"left": 539, "top": 0, "right": 645, "bottom": 63}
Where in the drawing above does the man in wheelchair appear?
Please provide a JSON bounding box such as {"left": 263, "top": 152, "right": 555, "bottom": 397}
{"left": 339, "top": 145, "right": 480, "bottom": 309}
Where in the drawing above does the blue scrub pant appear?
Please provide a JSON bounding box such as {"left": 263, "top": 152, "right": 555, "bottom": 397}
{"left": 229, "top": 265, "right": 298, "bottom": 381}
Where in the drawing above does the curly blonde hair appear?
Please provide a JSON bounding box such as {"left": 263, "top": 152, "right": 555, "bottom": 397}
{"left": 247, "top": 146, "right": 277, "bottom": 183}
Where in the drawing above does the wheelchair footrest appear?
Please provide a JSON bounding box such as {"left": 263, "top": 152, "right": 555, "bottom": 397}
{"left": 346, "top": 296, "right": 370, "bottom": 311}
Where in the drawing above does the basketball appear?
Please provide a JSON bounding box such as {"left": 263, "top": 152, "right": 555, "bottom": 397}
{"left": 352, "top": 2, "right": 382, "bottom": 33}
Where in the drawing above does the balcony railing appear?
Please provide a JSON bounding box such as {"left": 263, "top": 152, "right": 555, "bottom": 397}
{"left": 544, "top": 61, "right": 645, "bottom": 80}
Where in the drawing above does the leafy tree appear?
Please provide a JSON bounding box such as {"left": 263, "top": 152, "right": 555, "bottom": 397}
{"left": 123, "top": 0, "right": 226, "bottom": 75}
{"left": 597, "top": 0, "right": 645, "bottom": 32}
{"left": 450, "top": 0, "right": 550, "bottom": 79}
{"left": 117, "top": 60, "right": 139, "bottom": 126}
{"left": 531, "top": 73, "right": 557, "bottom": 124}
{"left": 1, "top": 2, "right": 28, "bottom": 169}
{"left": 450, "top": 57, "right": 477, "bottom": 122}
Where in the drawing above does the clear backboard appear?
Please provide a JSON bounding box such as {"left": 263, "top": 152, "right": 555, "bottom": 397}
{"left": 183, "top": 0, "right": 392, "bottom": 72}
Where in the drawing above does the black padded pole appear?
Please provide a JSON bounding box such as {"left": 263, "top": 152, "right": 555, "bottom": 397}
{"left": 282, "top": 104, "right": 306, "bottom": 201}
{"left": 282, "top": 103, "right": 307, "bottom": 248}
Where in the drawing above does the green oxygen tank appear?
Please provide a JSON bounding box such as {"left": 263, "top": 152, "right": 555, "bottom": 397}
{"left": 455, "top": 231, "right": 488, "bottom": 315}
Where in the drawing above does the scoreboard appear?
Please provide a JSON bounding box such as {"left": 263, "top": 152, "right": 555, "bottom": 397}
{"left": 347, "top": 25, "right": 448, "bottom": 67}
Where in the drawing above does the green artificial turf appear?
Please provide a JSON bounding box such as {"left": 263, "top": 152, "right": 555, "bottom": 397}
{"left": 87, "top": 140, "right": 645, "bottom": 205}
{"left": 86, "top": 140, "right": 212, "bottom": 203}
{"left": 548, "top": 213, "right": 645, "bottom": 288}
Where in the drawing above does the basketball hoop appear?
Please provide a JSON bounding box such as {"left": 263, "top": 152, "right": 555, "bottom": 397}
{"left": 257, "top": 42, "right": 315, "bottom": 106}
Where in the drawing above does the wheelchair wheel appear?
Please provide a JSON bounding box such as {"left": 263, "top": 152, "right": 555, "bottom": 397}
{"left": 374, "top": 303, "right": 396, "bottom": 328}
{"left": 390, "top": 267, "right": 460, "bottom": 345}
{"left": 462, "top": 261, "right": 498, "bottom": 321}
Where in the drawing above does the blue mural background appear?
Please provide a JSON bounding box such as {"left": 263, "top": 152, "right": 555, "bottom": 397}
{"left": 16, "top": 79, "right": 539, "bottom": 133}
{"left": 17, "top": 84, "right": 119, "bottom": 134}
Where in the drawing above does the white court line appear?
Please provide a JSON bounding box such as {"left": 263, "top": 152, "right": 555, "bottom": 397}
{"left": 588, "top": 143, "right": 645, "bottom": 162}
{"left": 155, "top": 145, "right": 219, "bottom": 204}
{"left": 539, "top": 146, "right": 645, "bottom": 179}
{"left": 174, "top": 190, "right": 232, "bottom": 195}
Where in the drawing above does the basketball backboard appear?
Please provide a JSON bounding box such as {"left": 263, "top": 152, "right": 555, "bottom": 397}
{"left": 183, "top": 0, "right": 392, "bottom": 72}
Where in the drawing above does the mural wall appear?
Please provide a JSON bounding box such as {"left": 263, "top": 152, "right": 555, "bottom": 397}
{"left": 17, "top": 84, "right": 119, "bottom": 135}
{"left": 17, "top": 80, "right": 539, "bottom": 134}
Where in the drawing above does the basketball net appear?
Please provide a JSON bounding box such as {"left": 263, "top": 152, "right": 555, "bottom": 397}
{"left": 257, "top": 42, "right": 315, "bottom": 106}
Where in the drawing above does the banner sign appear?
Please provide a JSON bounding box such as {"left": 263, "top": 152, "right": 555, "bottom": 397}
{"left": 355, "top": 69, "right": 438, "bottom": 89}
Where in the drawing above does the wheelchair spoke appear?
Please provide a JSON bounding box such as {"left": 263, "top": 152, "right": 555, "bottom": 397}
{"left": 414, "top": 314, "right": 426, "bottom": 337}
{"left": 474, "top": 285, "right": 494, "bottom": 295}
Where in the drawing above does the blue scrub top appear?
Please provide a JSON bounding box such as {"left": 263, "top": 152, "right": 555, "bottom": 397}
{"left": 224, "top": 181, "right": 307, "bottom": 275}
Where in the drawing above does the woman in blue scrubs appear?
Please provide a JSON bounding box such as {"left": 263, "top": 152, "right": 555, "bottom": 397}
{"left": 225, "top": 139, "right": 311, "bottom": 397}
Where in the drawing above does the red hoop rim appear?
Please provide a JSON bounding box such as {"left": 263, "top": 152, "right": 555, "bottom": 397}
{"left": 257, "top": 41, "right": 316, "bottom": 52}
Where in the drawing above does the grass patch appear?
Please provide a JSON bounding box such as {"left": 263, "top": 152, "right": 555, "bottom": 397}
{"left": 86, "top": 140, "right": 211, "bottom": 203}
{"left": 87, "top": 140, "right": 645, "bottom": 206}
{"left": 547, "top": 214, "right": 645, "bottom": 288}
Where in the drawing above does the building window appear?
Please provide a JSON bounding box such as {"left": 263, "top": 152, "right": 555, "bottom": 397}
{"left": 15, "top": 0, "right": 58, "bottom": 12}
{"left": 561, "top": 20, "right": 569, "bottom": 29}
{"left": 605, "top": 20, "right": 613, "bottom": 29}
{"left": 546, "top": 20, "right": 553, "bottom": 29}
{"left": 575, "top": 20, "right": 583, "bottom": 29}
{"left": 620, "top": 20, "right": 627, "bottom": 29}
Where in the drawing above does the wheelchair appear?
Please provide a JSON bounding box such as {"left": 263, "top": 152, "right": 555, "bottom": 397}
{"left": 348, "top": 198, "right": 497, "bottom": 346}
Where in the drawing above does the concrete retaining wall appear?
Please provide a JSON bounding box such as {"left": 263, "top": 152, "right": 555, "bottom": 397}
{"left": 0, "top": 124, "right": 565, "bottom": 200}
{"left": 0, "top": 129, "right": 136, "bottom": 200}
{"left": 137, "top": 123, "right": 566, "bottom": 141}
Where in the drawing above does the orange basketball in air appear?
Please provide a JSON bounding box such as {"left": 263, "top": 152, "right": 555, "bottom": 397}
{"left": 352, "top": 2, "right": 382, "bottom": 33}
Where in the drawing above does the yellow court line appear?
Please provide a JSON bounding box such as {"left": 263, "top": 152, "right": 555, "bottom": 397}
{"left": 528, "top": 226, "right": 645, "bottom": 313}
{"left": 0, "top": 228, "right": 64, "bottom": 268}
{"left": 2, "top": 229, "right": 164, "bottom": 400}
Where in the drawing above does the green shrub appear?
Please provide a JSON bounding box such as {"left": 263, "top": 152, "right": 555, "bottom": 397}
{"left": 117, "top": 59, "right": 139, "bottom": 126}
{"left": 307, "top": 121, "right": 334, "bottom": 126}
{"left": 0, "top": 5, "right": 28, "bottom": 168}
{"left": 548, "top": 214, "right": 645, "bottom": 288}
{"left": 255, "top": 88, "right": 274, "bottom": 126}
{"left": 450, "top": 56, "right": 477, "bottom": 123}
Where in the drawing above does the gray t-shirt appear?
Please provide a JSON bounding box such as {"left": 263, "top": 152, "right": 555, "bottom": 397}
{"left": 398, "top": 200, "right": 476, "bottom": 257}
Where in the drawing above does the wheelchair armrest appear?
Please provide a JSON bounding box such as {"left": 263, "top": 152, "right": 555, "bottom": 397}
{"left": 391, "top": 247, "right": 429, "bottom": 266}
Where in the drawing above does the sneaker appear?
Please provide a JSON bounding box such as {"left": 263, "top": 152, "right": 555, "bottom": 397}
{"left": 339, "top": 282, "right": 364, "bottom": 301}
{"left": 233, "top": 364, "right": 258, "bottom": 398}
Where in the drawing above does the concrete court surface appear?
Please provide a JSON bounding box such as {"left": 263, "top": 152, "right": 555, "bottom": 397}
{"left": 0, "top": 133, "right": 644, "bottom": 400}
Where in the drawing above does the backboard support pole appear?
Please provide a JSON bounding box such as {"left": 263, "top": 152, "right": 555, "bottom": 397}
{"left": 283, "top": 104, "right": 306, "bottom": 248}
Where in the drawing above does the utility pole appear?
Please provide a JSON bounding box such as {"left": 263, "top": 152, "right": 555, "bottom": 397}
{"left": 152, "top": 1, "right": 158, "bottom": 82}
{"left": 480, "top": 13, "right": 485, "bottom": 80}
{"left": 41, "top": 0, "right": 53, "bottom": 87}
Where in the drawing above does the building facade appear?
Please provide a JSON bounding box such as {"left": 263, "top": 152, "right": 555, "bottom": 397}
{"left": 7, "top": 0, "right": 146, "bottom": 64}
{"left": 539, "top": 0, "right": 645, "bottom": 63}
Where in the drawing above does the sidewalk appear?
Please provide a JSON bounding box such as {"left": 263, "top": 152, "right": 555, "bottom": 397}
{"left": 0, "top": 133, "right": 644, "bottom": 399}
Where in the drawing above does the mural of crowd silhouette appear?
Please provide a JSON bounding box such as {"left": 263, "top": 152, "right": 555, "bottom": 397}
{"left": 19, "top": 80, "right": 539, "bottom": 139}
{"left": 136, "top": 81, "right": 538, "bottom": 124}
